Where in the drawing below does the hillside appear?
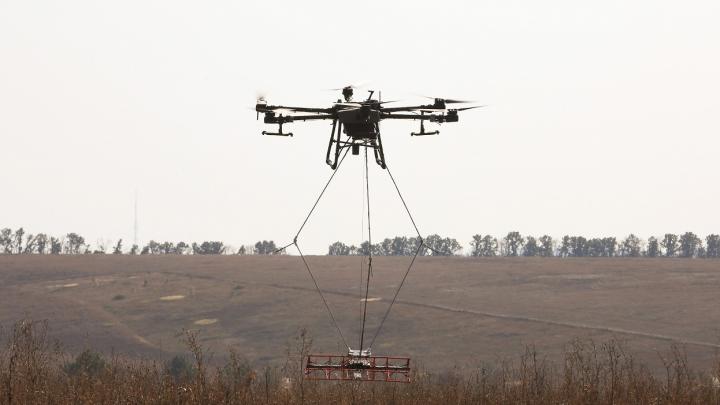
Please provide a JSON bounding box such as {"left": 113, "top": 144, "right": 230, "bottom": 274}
{"left": 1, "top": 255, "right": 718, "bottom": 372}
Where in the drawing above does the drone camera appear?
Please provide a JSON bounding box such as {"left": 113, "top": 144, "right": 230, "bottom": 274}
{"left": 352, "top": 144, "right": 360, "bottom": 155}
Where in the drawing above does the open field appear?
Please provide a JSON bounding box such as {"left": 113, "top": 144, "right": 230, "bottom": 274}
{"left": 1, "top": 255, "right": 719, "bottom": 372}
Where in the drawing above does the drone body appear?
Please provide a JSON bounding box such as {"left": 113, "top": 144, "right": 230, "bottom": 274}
{"left": 256, "top": 86, "right": 480, "bottom": 169}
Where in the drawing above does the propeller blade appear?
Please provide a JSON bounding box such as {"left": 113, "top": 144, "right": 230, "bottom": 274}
{"left": 328, "top": 80, "right": 370, "bottom": 91}
{"left": 453, "top": 105, "right": 486, "bottom": 111}
{"left": 422, "top": 96, "right": 475, "bottom": 104}
{"left": 444, "top": 99, "right": 475, "bottom": 104}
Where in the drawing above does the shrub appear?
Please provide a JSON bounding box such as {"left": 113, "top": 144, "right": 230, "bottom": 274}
{"left": 64, "top": 349, "right": 106, "bottom": 376}
{"left": 167, "top": 355, "right": 196, "bottom": 381}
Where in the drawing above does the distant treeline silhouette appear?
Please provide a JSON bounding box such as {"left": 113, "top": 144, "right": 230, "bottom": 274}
{"left": 1, "top": 227, "right": 718, "bottom": 258}
{"left": 329, "top": 232, "right": 720, "bottom": 258}
{"left": 0, "top": 227, "right": 282, "bottom": 256}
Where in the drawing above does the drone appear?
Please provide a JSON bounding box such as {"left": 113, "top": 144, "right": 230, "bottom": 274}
{"left": 260, "top": 84, "right": 481, "bottom": 383}
{"left": 255, "top": 85, "right": 481, "bottom": 169}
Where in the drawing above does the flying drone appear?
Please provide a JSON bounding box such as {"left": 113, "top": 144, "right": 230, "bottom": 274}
{"left": 256, "top": 85, "right": 481, "bottom": 169}
{"left": 260, "top": 85, "right": 480, "bottom": 383}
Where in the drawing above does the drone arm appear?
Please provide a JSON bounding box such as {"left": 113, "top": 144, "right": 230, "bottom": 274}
{"left": 263, "top": 114, "right": 334, "bottom": 124}
{"left": 259, "top": 105, "right": 332, "bottom": 114}
{"left": 379, "top": 113, "right": 435, "bottom": 120}
{"left": 381, "top": 105, "right": 435, "bottom": 113}
{"left": 287, "top": 114, "right": 335, "bottom": 122}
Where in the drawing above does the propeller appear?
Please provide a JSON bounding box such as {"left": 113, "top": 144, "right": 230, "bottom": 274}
{"left": 422, "top": 96, "right": 475, "bottom": 104}
{"left": 451, "top": 105, "right": 486, "bottom": 111}
{"left": 254, "top": 96, "right": 268, "bottom": 119}
{"left": 328, "top": 80, "right": 370, "bottom": 91}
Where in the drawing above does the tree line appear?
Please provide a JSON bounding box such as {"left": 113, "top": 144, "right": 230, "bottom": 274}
{"left": 0, "top": 227, "right": 283, "bottom": 256}
{"left": 468, "top": 231, "right": 717, "bottom": 258}
{"left": 2, "top": 226, "right": 718, "bottom": 258}
{"left": 328, "top": 231, "right": 720, "bottom": 258}
{"left": 328, "top": 234, "right": 462, "bottom": 256}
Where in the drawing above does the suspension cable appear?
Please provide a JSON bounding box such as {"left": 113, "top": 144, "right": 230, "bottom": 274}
{"left": 369, "top": 240, "right": 423, "bottom": 348}
{"left": 296, "top": 242, "right": 349, "bottom": 349}
{"left": 359, "top": 154, "right": 366, "bottom": 337}
{"left": 368, "top": 164, "right": 426, "bottom": 348}
{"left": 386, "top": 164, "right": 446, "bottom": 256}
{"left": 274, "top": 147, "right": 351, "bottom": 254}
{"left": 385, "top": 164, "right": 422, "bottom": 239}
{"left": 359, "top": 145, "right": 373, "bottom": 351}
{"left": 273, "top": 143, "right": 352, "bottom": 347}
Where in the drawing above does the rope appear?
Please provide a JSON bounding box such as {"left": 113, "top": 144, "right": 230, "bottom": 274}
{"left": 276, "top": 139, "right": 435, "bottom": 351}
{"left": 359, "top": 146, "right": 373, "bottom": 351}
{"left": 293, "top": 147, "right": 351, "bottom": 243}
{"left": 385, "top": 164, "right": 422, "bottom": 238}
{"left": 295, "top": 242, "right": 349, "bottom": 349}
{"left": 359, "top": 155, "right": 366, "bottom": 337}
{"left": 369, "top": 239, "right": 424, "bottom": 348}
{"left": 274, "top": 142, "right": 352, "bottom": 346}
{"left": 368, "top": 164, "right": 426, "bottom": 348}
{"left": 273, "top": 146, "right": 351, "bottom": 254}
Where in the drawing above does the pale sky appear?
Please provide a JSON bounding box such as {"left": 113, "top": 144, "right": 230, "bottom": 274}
{"left": 1, "top": 0, "right": 718, "bottom": 254}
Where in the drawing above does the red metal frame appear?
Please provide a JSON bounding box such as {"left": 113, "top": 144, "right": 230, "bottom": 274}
{"left": 305, "top": 354, "right": 411, "bottom": 383}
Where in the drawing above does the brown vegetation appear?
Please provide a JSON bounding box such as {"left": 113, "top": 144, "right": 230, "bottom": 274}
{"left": 1, "top": 320, "right": 720, "bottom": 404}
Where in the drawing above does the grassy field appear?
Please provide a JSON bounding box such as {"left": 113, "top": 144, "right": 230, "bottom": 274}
{"left": 1, "top": 255, "right": 719, "bottom": 373}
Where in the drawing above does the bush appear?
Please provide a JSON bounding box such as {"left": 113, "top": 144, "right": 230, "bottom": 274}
{"left": 64, "top": 349, "right": 106, "bottom": 376}
{"left": 166, "top": 355, "right": 196, "bottom": 381}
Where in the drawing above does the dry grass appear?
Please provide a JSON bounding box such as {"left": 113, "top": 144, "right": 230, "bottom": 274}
{"left": 1, "top": 320, "right": 720, "bottom": 404}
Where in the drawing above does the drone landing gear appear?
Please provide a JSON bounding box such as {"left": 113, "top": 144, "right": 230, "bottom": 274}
{"left": 262, "top": 116, "right": 293, "bottom": 137}
{"left": 411, "top": 111, "right": 439, "bottom": 136}
{"left": 326, "top": 121, "right": 387, "bottom": 170}
{"left": 262, "top": 123, "right": 293, "bottom": 137}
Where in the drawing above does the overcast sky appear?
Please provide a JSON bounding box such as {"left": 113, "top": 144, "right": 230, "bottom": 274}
{"left": 1, "top": 0, "right": 718, "bottom": 254}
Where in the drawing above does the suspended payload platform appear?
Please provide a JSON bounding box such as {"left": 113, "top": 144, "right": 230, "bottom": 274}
{"left": 305, "top": 349, "right": 411, "bottom": 383}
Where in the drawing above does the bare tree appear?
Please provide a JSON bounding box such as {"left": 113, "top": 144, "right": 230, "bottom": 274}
{"left": 35, "top": 233, "right": 48, "bottom": 254}
{"left": 523, "top": 236, "right": 539, "bottom": 256}
{"left": 0, "top": 228, "right": 12, "bottom": 253}
{"left": 538, "top": 235, "right": 554, "bottom": 257}
{"left": 706, "top": 234, "right": 720, "bottom": 258}
{"left": 65, "top": 233, "right": 85, "bottom": 255}
{"left": 559, "top": 235, "right": 571, "bottom": 258}
{"left": 328, "top": 241, "right": 352, "bottom": 255}
{"left": 112, "top": 239, "right": 123, "bottom": 254}
{"left": 22, "top": 234, "right": 36, "bottom": 254}
{"left": 620, "top": 234, "right": 641, "bottom": 257}
{"left": 502, "top": 231, "right": 524, "bottom": 257}
{"left": 50, "top": 237, "right": 62, "bottom": 254}
{"left": 646, "top": 236, "right": 660, "bottom": 257}
{"left": 661, "top": 233, "right": 678, "bottom": 257}
{"left": 679, "top": 232, "right": 702, "bottom": 258}
{"left": 13, "top": 228, "right": 25, "bottom": 254}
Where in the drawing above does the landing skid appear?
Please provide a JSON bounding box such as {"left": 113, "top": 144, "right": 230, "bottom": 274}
{"left": 326, "top": 121, "right": 386, "bottom": 170}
